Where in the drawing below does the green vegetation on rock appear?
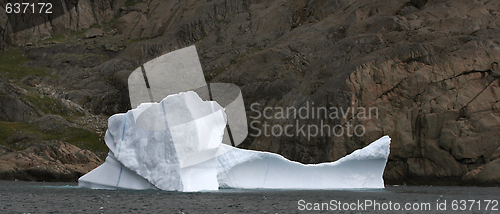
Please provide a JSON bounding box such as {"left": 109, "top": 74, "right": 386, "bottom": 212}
{"left": 0, "top": 122, "right": 15, "bottom": 146}
{"left": 39, "top": 28, "right": 87, "bottom": 44}
{"left": 0, "top": 120, "right": 106, "bottom": 152}
{"left": 0, "top": 50, "right": 51, "bottom": 80}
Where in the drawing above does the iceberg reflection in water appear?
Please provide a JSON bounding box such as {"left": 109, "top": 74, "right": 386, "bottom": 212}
{"left": 78, "top": 91, "right": 391, "bottom": 191}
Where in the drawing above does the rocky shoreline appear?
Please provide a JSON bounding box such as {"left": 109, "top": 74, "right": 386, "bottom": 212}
{"left": 0, "top": 141, "right": 101, "bottom": 182}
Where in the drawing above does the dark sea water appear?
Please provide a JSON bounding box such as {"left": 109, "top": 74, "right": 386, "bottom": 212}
{"left": 1, "top": 181, "right": 499, "bottom": 213}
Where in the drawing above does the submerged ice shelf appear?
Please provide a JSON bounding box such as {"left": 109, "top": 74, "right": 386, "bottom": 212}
{"left": 79, "top": 91, "right": 391, "bottom": 191}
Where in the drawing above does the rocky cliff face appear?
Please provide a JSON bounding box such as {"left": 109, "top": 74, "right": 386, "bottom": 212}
{"left": 0, "top": 0, "right": 125, "bottom": 48}
{"left": 0, "top": 0, "right": 499, "bottom": 185}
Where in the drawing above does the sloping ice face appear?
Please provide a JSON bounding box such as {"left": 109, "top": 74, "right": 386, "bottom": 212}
{"left": 78, "top": 91, "right": 391, "bottom": 191}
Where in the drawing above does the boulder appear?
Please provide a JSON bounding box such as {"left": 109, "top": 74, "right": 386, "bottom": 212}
{"left": 85, "top": 28, "right": 104, "bottom": 38}
{"left": 477, "top": 159, "right": 500, "bottom": 185}
{"left": 489, "top": 147, "right": 500, "bottom": 161}
{"left": 461, "top": 166, "right": 483, "bottom": 184}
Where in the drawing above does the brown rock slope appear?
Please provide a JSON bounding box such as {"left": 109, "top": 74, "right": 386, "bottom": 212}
{"left": 0, "top": 141, "right": 101, "bottom": 182}
{"left": 0, "top": 0, "right": 499, "bottom": 185}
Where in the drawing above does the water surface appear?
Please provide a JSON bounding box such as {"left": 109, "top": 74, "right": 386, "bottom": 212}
{"left": 1, "top": 181, "right": 499, "bottom": 213}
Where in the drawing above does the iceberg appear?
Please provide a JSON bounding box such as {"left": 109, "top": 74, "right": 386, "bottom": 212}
{"left": 78, "top": 45, "right": 391, "bottom": 191}
{"left": 78, "top": 91, "right": 391, "bottom": 191}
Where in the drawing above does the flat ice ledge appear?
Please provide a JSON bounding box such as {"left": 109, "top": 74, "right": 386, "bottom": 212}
{"left": 216, "top": 136, "right": 390, "bottom": 189}
{"left": 78, "top": 91, "right": 391, "bottom": 191}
